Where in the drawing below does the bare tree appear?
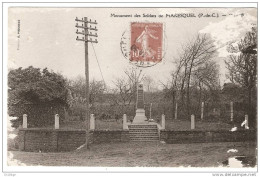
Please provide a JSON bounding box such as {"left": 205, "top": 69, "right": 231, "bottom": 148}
{"left": 112, "top": 67, "right": 144, "bottom": 106}
{"left": 171, "top": 34, "right": 217, "bottom": 116}
{"left": 143, "top": 75, "right": 154, "bottom": 92}
{"left": 67, "top": 76, "right": 106, "bottom": 106}
{"left": 161, "top": 33, "right": 218, "bottom": 119}
{"left": 184, "top": 34, "right": 217, "bottom": 115}
{"left": 225, "top": 27, "right": 257, "bottom": 126}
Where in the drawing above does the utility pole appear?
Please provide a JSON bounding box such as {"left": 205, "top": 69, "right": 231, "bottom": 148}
{"left": 75, "top": 17, "right": 98, "bottom": 149}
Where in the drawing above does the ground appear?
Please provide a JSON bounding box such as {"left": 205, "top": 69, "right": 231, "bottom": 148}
{"left": 56, "top": 119, "right": 234, "bottom": 131}
{"left": 9, "top": 141, "right": 256, "bottom": 167}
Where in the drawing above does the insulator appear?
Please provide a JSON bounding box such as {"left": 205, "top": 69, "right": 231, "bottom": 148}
{"left": 76, "top": 23, "right": 78, "bottom": 26}
{"left": 82, "top": 18, "right": 83, "bottom": 20}
{"left": 76, "top": 17, "right": 78, "bottom": 20}
{"left": 95, "top": 33, "right": 97, "bottom": 36}
{"left": 90, "top": 32, "right": 92, "bottom": 34}
{"left": 76, "top": 29, "right": 78, "bottom": 32}
{"left": 82, "top": 24, "right": 83, "bottom": 26}
{"left": 82, "top": 37, "right": 84, "bottom": 40}
{"left": 95, "top": 39, "right": 97, "bottom": 42}
{"left": 90, "top": 19, "right": 91, "bottom": 22}
{"left": 90, "top": 38, "right": 92, "bottom": 41}
{"left": 90, "top": 25, "right": 92, "bottom": 28}
{"left": 95, "top": 26, "right": 96, "bottom": 29}
{"left": 82, "top": 30, "right": 84, "bottom": 33}
{"left": 95, "top": 20, "right": 96, "bottom": 23}
{"left": 76, "top": 36, "right": 78, "bottom": 39}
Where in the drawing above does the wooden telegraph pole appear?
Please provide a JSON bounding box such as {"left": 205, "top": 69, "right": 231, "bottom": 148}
{"left": 75, "top": 17, "right": 98, "bottom": 148}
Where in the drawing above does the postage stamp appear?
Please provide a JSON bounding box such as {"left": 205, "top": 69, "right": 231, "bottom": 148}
{"left": 130, "top": 22, "right": 163, "bottom": 63}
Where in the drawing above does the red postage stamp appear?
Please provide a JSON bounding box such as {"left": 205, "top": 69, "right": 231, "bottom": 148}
{"left": 130, "top": 22, "right": 163, "bottom": 63}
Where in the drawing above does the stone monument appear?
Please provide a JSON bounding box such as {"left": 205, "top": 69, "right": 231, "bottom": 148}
{"left": 133, "top": 83, "right": 147, "bottom": 124}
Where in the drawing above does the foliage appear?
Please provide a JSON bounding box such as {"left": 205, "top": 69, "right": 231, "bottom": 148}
{"left": 225, "top": 27, "right": 257, "bottom": 127}
{"left": 163, "top": 33, "right": 219, "bottom": 118}
{"left": 8, "top": 66, "right": 68, "bottom": 128}
{"left": 112, "top": 67, "right": 144, "bottom": 106}
{"left": 225, "top": 27, "right": 257, "bottom": 89}
{"left": 66, "top": 76, "right": 106, "bottom": 119}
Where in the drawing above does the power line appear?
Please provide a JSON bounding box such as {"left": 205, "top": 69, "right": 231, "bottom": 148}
{"left": 91, "top": 42, "right": 106, "bottom": 87}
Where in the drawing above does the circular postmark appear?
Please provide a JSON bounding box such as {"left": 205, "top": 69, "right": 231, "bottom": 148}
{"left": 120, "top": 22, "right": 167, "bottom": 68}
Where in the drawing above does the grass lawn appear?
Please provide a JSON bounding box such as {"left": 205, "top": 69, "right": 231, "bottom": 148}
{"left": 58, "top": 119, "right": 234, "bottom": 131}
{"left": 9, "top": 141, "right": 256, "bottom": 167}
{"left": 165, "top": 119, "right": 233, "bottom": 131}
{"left": 58, "top": 119, "right": 123, "bottom": 130}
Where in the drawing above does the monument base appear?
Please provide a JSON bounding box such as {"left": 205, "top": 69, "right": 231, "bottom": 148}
{"left": 133, "top": 109, "right": 148, "bottom": 124}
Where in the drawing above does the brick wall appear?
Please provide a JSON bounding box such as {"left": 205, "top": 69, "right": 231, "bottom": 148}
{"left": 18, "top": 128, "right": 255, "bottom": 152}
{"left": 18, "top": 129, "right": 130, "bottom": 152}
{"left": 160, "top": 130, "right": 256, "bottom": 144}
{"left": 89, "top": 130, "right": 129, "bottom": 144}
{"left": 18, "top": 128, "right": 86, "bottom": 152}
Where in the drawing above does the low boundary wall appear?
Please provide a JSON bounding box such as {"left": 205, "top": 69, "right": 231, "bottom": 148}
{"left": 18, "top": 128, "right": 256, "bottom": 152}
{"left": 160, "top": 130, "right": 256, "bottom": 144}
{"left": 18, "top": 128, "right": 86, "bottom": 152}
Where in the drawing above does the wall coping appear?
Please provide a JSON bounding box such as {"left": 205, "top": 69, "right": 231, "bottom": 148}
{"left": 19, "top": 128, "right": 86, "bottom": 132}
{"left": 160, "top": 130, "right": 255, "bottom": 133}
{"left": 19, "top": 128, "right": 129, "bottom": 132}
{"left": 90, "top": 129, "right": 129, "bottom": 132}
{"left": 19, "top": 128, "right": 254, "bottom": 133}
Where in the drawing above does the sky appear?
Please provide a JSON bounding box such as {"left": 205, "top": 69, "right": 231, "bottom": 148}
{"left": 8, "top": 7, "right": 257, "bottom": 89}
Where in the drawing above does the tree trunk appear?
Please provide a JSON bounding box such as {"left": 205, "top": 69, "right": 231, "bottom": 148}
{"left": 248, "top": 86, "right": 253, "bottom": 128}
{"left": 172, "top": 89, "right": 176, "bottom": 120}
{"left": 186, "top": 62, "right": 194, "bottom": 117}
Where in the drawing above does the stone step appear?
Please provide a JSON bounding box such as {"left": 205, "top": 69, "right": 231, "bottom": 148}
{"left": 129, "top": 132, "right": 158, "bottom": 134}
{"left": 130, "top": 140, "right": 159, "bottom": 142}
{"left": 129, "top": 125, "right": 157, "bottom": 127}
{"left": 129, "top": 129, "right": 158, "bottom": 132}
{"left": 130, "top": 138, "right": 159, "bottom": 140}
{"left": 130, "top": 137, "right": 159, "bottom": 140}
{"left": 128, "top": 123, "right": 159, "bottom": 141}
{"left": 130, "top": 138, "right": 159, "bottom": 141}
{"left": 128, "top": 126, "right": 157, "bottom": 129}
{"left": 129, "top": 132, "right": 158, "bottom": 135}
{"left": 130, "top": 135, "right": 158, "bottom": 137}
{"left": 130, "top": 135, "right": 159, "bottom": 138}
{"left": 129, "top": 124, "right": 157, "bottom": 127}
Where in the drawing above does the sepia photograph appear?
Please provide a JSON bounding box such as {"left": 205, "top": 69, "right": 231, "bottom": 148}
{"left": 2, "top": 1, "right": 258, "bottom": 175}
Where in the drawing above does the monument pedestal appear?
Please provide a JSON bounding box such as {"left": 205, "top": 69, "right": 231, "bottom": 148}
{"left": 132, "top": 83, "right": 148, "bottom": 124}
{"left": 133, "top": 109, "right": 147, "bottom": 124}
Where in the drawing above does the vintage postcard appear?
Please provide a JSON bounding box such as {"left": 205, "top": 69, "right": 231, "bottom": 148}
{"left": 2, "top": 2, "right": 258, "bottom": 176}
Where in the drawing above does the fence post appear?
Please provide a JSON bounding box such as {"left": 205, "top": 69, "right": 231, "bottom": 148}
{"left": 161, "top": 114, "right": 165, "bottom": 129}
{"left": 123, "top": 114, "right": 128, "bottom": 130}
{"left": 90, "top": 114, "right": 95, "bottom": 130}
{"left": 191, "top": 114, "right": 195, "bottom": 130}
{"left": 175, "top": 103, "right": 178, "bottom": 120}
{"left": 245, "top": 114, "right": 249, "bottom": 129}
{"left": 23, "top": 114, "right": 27, "bottom": 128}
{"left": 201, "top": 102, "right": 204, "bottom": 120}
{"left": 55, "top": 114, "right": 59, "bottom": 129}
{"left": 230, "top": 101, "right": 233, "bottom": 122}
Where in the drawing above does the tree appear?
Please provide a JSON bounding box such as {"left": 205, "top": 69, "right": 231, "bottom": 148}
{"left": 8, "top": 66, "right": 68, "bottom": 128}
{"left": 225, "top": 27, "right": 257, "bottom": 126}
{"left": 164, "top": 34, "right": 218, "bottom": 118}
{"left": 67, "top": 76, "right": 106, "bottom": 119}
{"left": 182, "top": 34, "right": 217, "bottom": 115}
{"left": 112, "top": 67, "right": 144, "bottom": 107}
